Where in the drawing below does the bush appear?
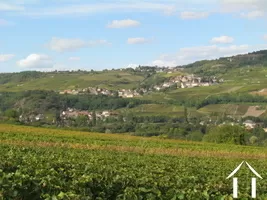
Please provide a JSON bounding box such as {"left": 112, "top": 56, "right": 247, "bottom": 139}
{"left": 203, "top": 125, "right": 247, "bottom": 145}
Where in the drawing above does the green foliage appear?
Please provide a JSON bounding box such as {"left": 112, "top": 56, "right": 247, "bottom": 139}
{"left": 203, "top": 125, "right": 247, "bottom": 145}
{"left": 140, "top": 74, "right": 167, "bottom": 89}
{"left": 2, "top": 125, "right": 267, "bottom": 199}
{"left": 249, "top": 136, "right": 258, "bottom": 145}
{"left": 186, "top": 131, "right": 204, "bottom": 141}
{"left": 0, "top": 91, "right": 152, "bottom": 114}
{"left": 0, "top": 71, "right": 44, "bottom": 84}
{"left": 4, "top": 109, "right": 19, "bottom": 119}
{"left": 0, "top": 70, "right": 145, "bottom": 91}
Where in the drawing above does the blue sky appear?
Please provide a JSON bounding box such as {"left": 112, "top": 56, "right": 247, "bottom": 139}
{"left": 1, "top": 0, "right": 267, "bottom": 72}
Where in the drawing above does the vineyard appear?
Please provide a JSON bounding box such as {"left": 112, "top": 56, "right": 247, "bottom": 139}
{"left": 1, "top": 124, "right": 267, "bottom": 199}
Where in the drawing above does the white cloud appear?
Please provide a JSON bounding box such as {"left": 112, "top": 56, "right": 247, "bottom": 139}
{"left": 126, "top": 63, "right": 139, "bottom": 68}
{"left": 107, "top": 19, "right": 140, "bottom": 28}
{"left": 150, "top": 44, "right": 267, "bottom": 67}
{"left": 180, "top": 11, "right": 210, "bottom": 19}
{"left": 240, "top": 10, "right": 265, "bottom": 19}
{"left": 263, "top": 35, "right": 267, "bottom": 40}
{"left": 69, "top": 56, "right": 80, "bottom": 61}
{"left": 24, "top": 2, "right": 177, "bottom": 16}
{"left": 47, "top": 37, "right": 111, "bottom": 52}
{"left": 152, "top": 59, "right": 178, "bottom": 67}
{"left": 0, "top": 54, "right": 15, "bottom": 62}
{"left": 0, "top": 2, "right": 24, "bottom": 11}
{"left": 127, "top": 37, "right": 152, "bottom": 44}
{"left": 220, "top": 0, "right": 267, "bottom": 17}
{"left": 210, "top": 36, "right": 234, "bottom": 44}
{"left": 3, "top": 0, "right": 266, "bottom": 20}
{"left": 17, "top": 54, "right": 85, "bottom": 71}
{"left": 17, "top": 54, "right": 53, "bottom": 69}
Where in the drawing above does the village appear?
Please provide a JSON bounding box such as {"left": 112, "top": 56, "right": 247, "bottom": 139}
{"left": 60, "top": 108, "right": 117, "bottom": 121}
{"left": 59, "top": 74, "right": 224, "bottom": 97}
{"left": 59, "top": 87, "right": 146, "bottom": 98}
{"left": 153, "top": 74, "right": 224, "bottom": 91}
{"left": 18, "top": 108, "right": 118, "bottom": 124}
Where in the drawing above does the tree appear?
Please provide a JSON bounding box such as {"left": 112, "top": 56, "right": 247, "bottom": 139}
{"left": 203, "top": 125, "right": 247, "bottom": 145}
{"left": 249, "top": 136, "right": 258, "bottom": 145}
{"left": 92, "top": 111, "right": 96, "bottom": 126}
{"left": 75, "top": 115, "right": 88, "bottom": 127}
{"left": 4, "top": 109, "right": 19, "bottom": 119}
{"left": 186, "top": 131, "right": 204, "bottom": 141}
{"left": 184, "top": 106, "right": 189, "bottom": 123}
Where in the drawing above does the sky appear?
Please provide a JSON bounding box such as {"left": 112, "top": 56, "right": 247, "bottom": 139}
{"left": 1, "top": 0, "right": 267, "bottom": 72}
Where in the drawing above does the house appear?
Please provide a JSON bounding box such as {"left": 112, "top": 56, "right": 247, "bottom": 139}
{"left": 154, "top": 86, "right": 161, "bottom": 91}
{"left": 181, "top": 77, "right": 188, "bottom": 83}
{"left": 181, "top": 82, "right": 186, "bottom": 89}
{"left": 124, "top": 93, "right": 134, "bottom": 98}
{"left": 191, "top": 83, "right": 199, "bottom": 87}
{"left": 243, "top": 120, "right": 256, "bottom": 129}
{"left": 201, "top": 83, "right": 210, "bottom": 87}
{"left": 35, "top": 114, "right": 44, "bottom": 121}
{"left": 102, "top": 111, "right": 110, "bottom": 117}
{"left": 162, "top": 82, "right": 172, "bottom": 88}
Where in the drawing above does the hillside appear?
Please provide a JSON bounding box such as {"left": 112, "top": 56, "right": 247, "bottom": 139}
{"left": 2, "top": 50, "right": 267, "bottom": 143}
{"left": 0, "top": 70, "right": 146, "bottom": 91}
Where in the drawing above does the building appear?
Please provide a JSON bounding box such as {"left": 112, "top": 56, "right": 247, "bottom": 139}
{"left": 243, "top": 120, "right": 256, "bottom": 129}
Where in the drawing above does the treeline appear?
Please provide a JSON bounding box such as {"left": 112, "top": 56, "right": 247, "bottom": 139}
{"left": 1, "top": 90, "right": 266, "bottom": 115}
{"left": 167, "top": 93, "right": 267, "bottom": 108}
{"left": 0, "top": 90, "right": 152, "bottom": 113}
{"left": 196, "top": 93, "right": 266, "bottom": 109}
{"left": 55, "top": 113, "right": 206, "bottom": 141}
{"left": 183, "top": 50, "right": 267, "bottom": 77}
{"left": 0, "top": 71, "right": 46, "bottom": 84}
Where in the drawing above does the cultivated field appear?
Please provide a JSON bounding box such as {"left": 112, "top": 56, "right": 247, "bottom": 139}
{"left": 198, "top": 104, "right": 267, "bottom": 118}
{"left": 1, "top": 124, "right": 267, "bottom": 199}
{"left": 0, "top": 71, "right": 144, "bottom": 92}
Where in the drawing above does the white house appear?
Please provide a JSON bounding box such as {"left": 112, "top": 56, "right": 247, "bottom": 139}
{"left": 102, "top": 111, "right": 110, "bottom": 117}
{"left": 154, "top": 86, "right": 161, "bottom": 91}
{"left": 243, "top": 120, "right": 256, "bottom": 129}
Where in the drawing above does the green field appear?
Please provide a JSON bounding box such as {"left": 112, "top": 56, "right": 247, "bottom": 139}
{"left": 198, "top": 104, "right": 267, "bottom": 118}
{"left": 0, "top": 71, "right": 144, "bottom": 92}
{"left": 118, "top": 104, "right": 203, "bottom": 118}
{"left": 1, "top": 124, "right": 267, "bottom": 199}
{"left": 198, "top": 104, "right": 249, "bottom": 116}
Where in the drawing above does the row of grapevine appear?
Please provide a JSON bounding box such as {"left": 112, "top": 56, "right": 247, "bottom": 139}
{"left": 0, "top": 124, "right": 267, "bottom": 199}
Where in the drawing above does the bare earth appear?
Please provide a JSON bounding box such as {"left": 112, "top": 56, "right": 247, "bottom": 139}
{"left": 243, "top": 106, "right": 266, "bottom": 117}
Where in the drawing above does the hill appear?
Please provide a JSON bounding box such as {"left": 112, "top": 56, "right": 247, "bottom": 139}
{"left": 0, "top": 69, "right": 146, "bottom": 92}
{"left": 2, "top": 50, "right": 267, "bottom": 142}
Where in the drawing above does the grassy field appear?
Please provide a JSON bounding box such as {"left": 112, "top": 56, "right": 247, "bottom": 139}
{"left": 198, "top": 104, "right": 267, "bottom": 118}
{"left": 0, "top": 71, "right": 144, "bottom": 92}
{"left": 1, "top": 124, "right": 267, "bottom": 199}
{"left": 118, "top": 104, "right": 204, "bottom": 118}
{"left": 198, "top": 104, "right": 249, "bottom": 116}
